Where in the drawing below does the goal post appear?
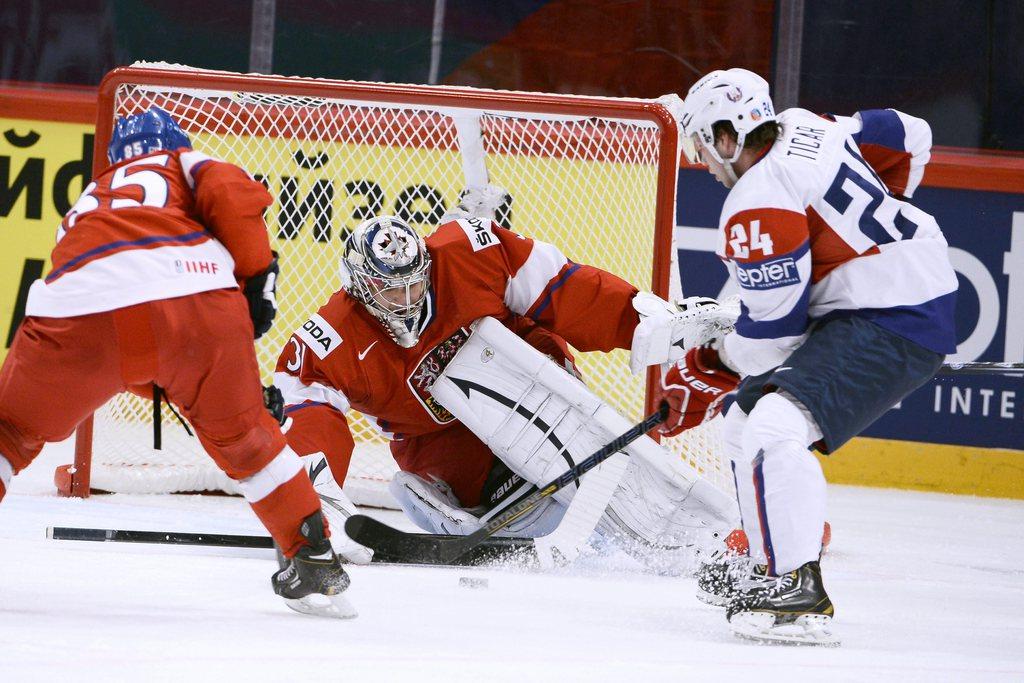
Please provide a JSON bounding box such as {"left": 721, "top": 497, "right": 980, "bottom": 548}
{"left": 56, "top": 63, "right": 728, "bottom": 505}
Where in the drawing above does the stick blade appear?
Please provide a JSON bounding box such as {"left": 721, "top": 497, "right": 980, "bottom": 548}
{"left": 344, "top": 514, "right": 452, "bottom": 563}
{"left": 344, "top": 514, "right": 532, "bottom": 566}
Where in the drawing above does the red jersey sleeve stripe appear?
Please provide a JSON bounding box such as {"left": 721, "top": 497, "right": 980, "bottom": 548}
{"left": 526, "top": 262, "right": 581, "bottom": 320}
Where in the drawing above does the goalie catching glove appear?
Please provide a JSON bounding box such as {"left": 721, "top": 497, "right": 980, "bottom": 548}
{"left": 243, "top": 252, "right": 279, "bottom": 339}
{"left": 629, "top": 293, "right": 740, "bottom": 375}
{"left": 656, "top": 346, "right": 740, "bottom": 437}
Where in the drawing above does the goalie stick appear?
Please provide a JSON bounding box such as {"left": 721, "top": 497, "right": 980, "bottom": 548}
{"left": 345, "top": 403, "right": 670, "bottom": 565}
{"left": 46, "top": 526, "right": 535, "bottom": 566}
{"left": 937, "top": 361, "right": 1024, "bottom": 375}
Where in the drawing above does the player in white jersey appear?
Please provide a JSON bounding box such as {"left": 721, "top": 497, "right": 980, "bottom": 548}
{"left": 662, "top": 69, "right": 957, "bottom": 645}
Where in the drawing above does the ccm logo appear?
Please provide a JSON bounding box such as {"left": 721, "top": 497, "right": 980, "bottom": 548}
{"left": 736, "top": 256, "right": 800, "bottom": 290}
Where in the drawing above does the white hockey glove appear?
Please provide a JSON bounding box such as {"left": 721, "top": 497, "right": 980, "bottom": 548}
{"left": 440, "top": 184, "right": 511, "bottom": 223}
{"left": 629, "top": 292, "right": 740, "bottom": 375}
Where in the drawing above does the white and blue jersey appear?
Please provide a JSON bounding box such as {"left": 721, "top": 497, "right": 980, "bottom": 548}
{"left": 716, "top": 107, "right": 958, "bottom": 376}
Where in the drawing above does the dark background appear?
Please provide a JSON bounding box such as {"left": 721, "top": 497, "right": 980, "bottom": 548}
{"left": 2, "top": 0, "right": 1022, "bottom": 151}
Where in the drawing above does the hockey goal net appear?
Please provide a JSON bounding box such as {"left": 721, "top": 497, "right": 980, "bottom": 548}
{"left": 57, "top": 62, "right": 728, "bottom": 507}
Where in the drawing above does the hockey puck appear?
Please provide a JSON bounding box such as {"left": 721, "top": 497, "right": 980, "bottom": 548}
{"left": 458, "top": 576, "right": 489, "bottom": 590}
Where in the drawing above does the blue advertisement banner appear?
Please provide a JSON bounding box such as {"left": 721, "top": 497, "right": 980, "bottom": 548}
{"left": 675, "top": 168, "right": 1024, "bottom": 450}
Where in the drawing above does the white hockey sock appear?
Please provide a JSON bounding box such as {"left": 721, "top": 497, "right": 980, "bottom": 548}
{"left": 0, "top": 454, "right": 13, "bottom": 497}
{"left": 730, "top": 457, "right": 765, "bottom": 563}
{"left": 742, "top": 392, "right": 826, "bottom": 575}
{"left": 722, "top": 405, "right": 766, "bottom": 564}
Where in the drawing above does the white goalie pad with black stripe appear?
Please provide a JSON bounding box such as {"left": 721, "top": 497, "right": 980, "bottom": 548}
{"left": 429, "top": 317, "right": 736, "bottom": 556}
{"left": 429, "top": 317, "right": 640, "bottom": 508}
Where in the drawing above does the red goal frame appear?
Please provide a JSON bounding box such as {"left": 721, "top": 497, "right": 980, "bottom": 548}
{"left": 55, "top": 65, "right": 680, "bottom": 497}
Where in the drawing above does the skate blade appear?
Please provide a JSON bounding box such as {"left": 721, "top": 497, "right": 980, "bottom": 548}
{"left": 729, "top": 612, "right": 840, "bottom": 647}
{"left": 283, "top": 592, "right": 358, "bottom": 620}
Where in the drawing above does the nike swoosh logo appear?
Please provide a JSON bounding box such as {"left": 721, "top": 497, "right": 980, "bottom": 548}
{"left": 774, "top": 367, "right": 792, "bottom": 372}
{"left": 357, "top": 340, "right": 378, "bottom": 360}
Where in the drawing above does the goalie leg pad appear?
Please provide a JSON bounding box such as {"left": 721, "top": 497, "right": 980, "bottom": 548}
{"left": 300, "top": 453, "right": 372, "bottom": 565}
{"left": 599, "top": 456, "right": 736, "bottom": 572}
{"left": 430, "top": 317, "right": 735, "bottom": 561}
{"left": 390, "top": 471, "right": 482, "bottom": 536}
{"left": 430, "top": 317, "right": 649, "bottom": 507}
{"left": 391, "top": 471, "right": 564, "bottom": 537}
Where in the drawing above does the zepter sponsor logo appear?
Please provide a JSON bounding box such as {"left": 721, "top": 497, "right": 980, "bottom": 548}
{"left": 735, "top": 256, "right": 801, "bottom": 290}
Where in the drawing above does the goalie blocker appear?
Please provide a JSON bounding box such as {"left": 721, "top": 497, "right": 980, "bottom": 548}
{"left": 395, "top": 316, "right": 735, "bottom": 567}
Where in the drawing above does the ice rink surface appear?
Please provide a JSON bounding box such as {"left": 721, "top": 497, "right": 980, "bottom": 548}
{"left": 2, "top": 442, "right": 1023, "bottom": 682}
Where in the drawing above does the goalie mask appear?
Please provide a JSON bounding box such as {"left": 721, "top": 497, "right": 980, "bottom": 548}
{"left": 339, "top": 216, "right": 432, "bottom": 348}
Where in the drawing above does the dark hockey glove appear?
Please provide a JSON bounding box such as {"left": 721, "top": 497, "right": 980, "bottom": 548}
{"left": 263, "top": 384, "right": 286, "bottom": 426}
{"left": 244, "top": 253, "right": 279, "bottom": 339}
{"left": 656, "top": 346, "right": 740, "bottom": 437}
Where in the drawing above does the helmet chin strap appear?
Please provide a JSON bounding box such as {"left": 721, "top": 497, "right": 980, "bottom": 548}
{"left": 721, "top": 161, "right": 739, "bottom": 188}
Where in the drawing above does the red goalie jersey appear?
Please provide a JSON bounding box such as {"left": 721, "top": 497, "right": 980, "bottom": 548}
{"left": 274, "top": 218, "right": 641, "bottom": 505}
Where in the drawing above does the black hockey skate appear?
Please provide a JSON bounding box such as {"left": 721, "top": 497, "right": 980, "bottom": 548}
{"left": 725, "top": 560, "right": 838, "bottom": 646}
{"left": 272, "top": 513, "right": 357, "bottom": 619}
{"left": 695, "top": 556, "right": 771, "bottom": 607}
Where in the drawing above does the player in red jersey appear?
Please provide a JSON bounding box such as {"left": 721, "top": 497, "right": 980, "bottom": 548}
{"left": 274, "top": 192, "right": 740, "bottom": 562}
{"left": 0, "top": 107, "right": 353, "bottom": 618}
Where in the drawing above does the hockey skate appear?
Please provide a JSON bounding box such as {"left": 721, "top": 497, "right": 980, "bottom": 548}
{"left": 695, "top": 555, "right": 772, "bottom": 607}
{"left": 272, "top": 513, "right": 357, "bottom": 619}
{"left": 726, "top": 560, "right": 839, "bottom": 646}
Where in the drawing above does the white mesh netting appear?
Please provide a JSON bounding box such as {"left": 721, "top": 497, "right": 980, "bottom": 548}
{"left": 85, "top": 64, "right": 728, "bottom": 507}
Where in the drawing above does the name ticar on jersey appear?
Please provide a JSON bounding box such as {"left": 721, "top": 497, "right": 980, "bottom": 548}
{"left": 736, "top": 255, "right": 801, "bottom": 290}
{"left": 787, "top": 125, "right": 826, "bottom": 161}
{"left": 295, "top": 313, "right": 343, "bottom": 359}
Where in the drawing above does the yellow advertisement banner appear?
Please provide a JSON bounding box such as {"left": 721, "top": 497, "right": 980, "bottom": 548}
{"left": 1, "top": 118, "right": 94, "bottom": 363}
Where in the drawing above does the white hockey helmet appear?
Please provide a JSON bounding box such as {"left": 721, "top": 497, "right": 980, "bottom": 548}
{"left": 339, "top": 216, "right": 432, "bottom": 348}
{"left": 679, "top": 68, "right": 776, "bottom": 166}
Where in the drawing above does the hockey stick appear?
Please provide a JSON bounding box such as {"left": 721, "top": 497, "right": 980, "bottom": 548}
{"left": 46, "top": 526, "right": 534, "bottom": 566}
{"left": 345, "top": 402, "right": 670, "bottom": 565}
{"left": 938, "top": 361, "right": 1024, "bottom": 375}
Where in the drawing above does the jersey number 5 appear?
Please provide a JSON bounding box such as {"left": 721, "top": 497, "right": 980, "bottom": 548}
{"left": 61, "top": 155, "right": 172, "bottom": 238}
